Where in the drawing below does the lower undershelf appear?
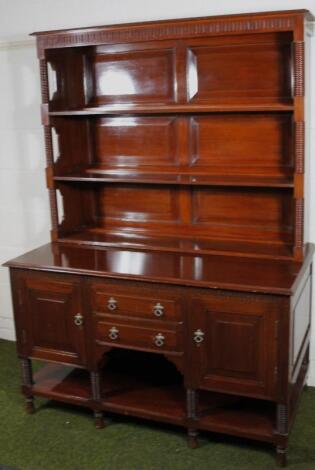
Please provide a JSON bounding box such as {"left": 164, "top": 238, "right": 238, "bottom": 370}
{"left": 32, "top": 359, "right": 275, "bottom": 442}
{"left": 59, "top": 228, "right": 293, "bottom": 260}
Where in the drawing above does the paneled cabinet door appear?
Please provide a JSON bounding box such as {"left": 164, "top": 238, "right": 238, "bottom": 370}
{"left": 19, "top": 273, "right": 86, "bottom": 366}
{"left": 189, "top": 293, "right": 280, "bottom": 399}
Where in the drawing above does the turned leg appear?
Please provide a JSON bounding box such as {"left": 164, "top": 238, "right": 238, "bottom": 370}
{"left": 94, "top": 410, "right": 104, "bottom": 429}
{"left": 275, "top": 404, "right": 289, "bottom": 467}
{"left": 90, "top": 371, "right": 104, "bottom": 429}
{"left": 276, "top": 446, "right": 288, "bottom": 467}
{"left": 20, "top": 358, "right": 35, "bottom": 414}
{"left": 188, "top": 428, "right": 199, "bottom": 449}
{"left": 186, "top": 389, "right": 199, "bottom": 449}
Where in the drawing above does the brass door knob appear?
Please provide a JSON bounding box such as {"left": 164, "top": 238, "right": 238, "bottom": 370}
{"left": 153, "top": 302, "right": 164, "bottom": 317}
{"left": 193, "top": 329, "right": 204, "bottom": 344}
{"left": 107, "top": 297, "right": 117, "bottom": 311}
{"left": 74, "top": 313, "right": 84, "bottom": 327}
{"left": 154, "top": 333, "right": 165, "bottom": 347}
{"left": 109, "top": 326, "right": 119, "bottom": 340}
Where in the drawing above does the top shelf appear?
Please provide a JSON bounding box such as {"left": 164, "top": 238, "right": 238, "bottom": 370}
{"left": 48, "top": 103, "right": 294, "bottom": 116}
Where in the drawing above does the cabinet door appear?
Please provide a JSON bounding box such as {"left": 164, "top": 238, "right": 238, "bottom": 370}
{"left": 189, "top": 293, "right": 280, "bottom": 399}
{"left": 20, "top": 272, "right": 86, "bottom": 366}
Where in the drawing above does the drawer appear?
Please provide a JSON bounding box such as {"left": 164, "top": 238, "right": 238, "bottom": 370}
{"left": 95, "top": 317, "right": 183, "bottom": 353}
{"left": 90, "top": 281, "right": 182, "bottom": 322}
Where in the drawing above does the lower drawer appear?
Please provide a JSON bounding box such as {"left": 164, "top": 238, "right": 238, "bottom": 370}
{"left": 95, "top": 317, "right": 183, "bottom": 354}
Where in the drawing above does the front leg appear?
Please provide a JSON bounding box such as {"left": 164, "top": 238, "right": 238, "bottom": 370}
{"left": 20, "top": 358, "right": 35, "bottom": 414}
{"left": 90, "top": 371, "right": 104, "bottom": 429}
{"left": 186, "top": 389, "right": 199, "bottom": 449}
{"left": 275, "top": 404, "right": 288, "bottom": 467}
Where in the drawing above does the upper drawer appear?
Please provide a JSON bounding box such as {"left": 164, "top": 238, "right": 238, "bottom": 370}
{"left": 89, "top": 280, "right": 183, "bottom": 322}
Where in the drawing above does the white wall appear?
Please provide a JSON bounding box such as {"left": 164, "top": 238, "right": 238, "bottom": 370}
{"left": 0, "top": 0, "right": 314, "bottom": 384}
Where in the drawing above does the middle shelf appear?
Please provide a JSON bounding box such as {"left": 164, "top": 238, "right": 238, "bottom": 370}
{"left": 53, "top": 169, "right": 294, "bottom": 188}
{"left": 49, "top": 112, "right": 295, "bottom": 190}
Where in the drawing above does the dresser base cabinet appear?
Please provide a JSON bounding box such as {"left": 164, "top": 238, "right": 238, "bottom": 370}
{"left": 7, "top": 254, "right": 313, "bottom": 467}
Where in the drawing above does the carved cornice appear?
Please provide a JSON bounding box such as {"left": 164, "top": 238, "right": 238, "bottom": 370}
{"left": 36, "top": 15, "right": 296, "bottom": 58}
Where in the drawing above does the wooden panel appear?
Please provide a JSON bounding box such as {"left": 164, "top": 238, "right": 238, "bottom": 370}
{"left": 93, "top": 116, "right": 179, "bottom": 167}
{"left": 56, "top": 183, "right": 96, "bottom": 235}
{"left": 46, "top": 48, "right": 90, "bottom": 111}
{"left": 190, "top": 114, "right": 293, "bottom": 175}
{"left": 89, "top": 44, "right": 176, "bottom": 105}
{"left": 189, "top": 292, "right": 280, "bottom": 398}
{"left": 192, "top": 188, "right": 294, "bottom": 243}
{"left": 95, "top": 317, "right": 183, "bottom": 353}
{"left": 96, "top": 185, "right": 181, "bottom": 225}
{"left": 207, "top": 312, "right": 264, "bottom": 377}
{"left": 89, "top": 280, "right": 182, "bottom": 322}
{"left": 187, "top": 34, "right": 292, "bottom": 103}
{"left": 20, "top": 273, "right": 86, "bottom": 366}
{"left": 292, "top": 275, "right": 311, "bottom": 365}
{"left": 51, "top": 117, "right": 92, "bottom": 175}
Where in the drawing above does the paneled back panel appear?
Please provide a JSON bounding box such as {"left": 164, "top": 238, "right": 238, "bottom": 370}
{"left": 191, "top": 188, "right": 294, "bottom": 242}
{"left": 189, "top": 114, "right": 293, "bottom": 175}
{"left": 93, "top": 117, "right": 179, "bottom": 167}
{"left": 52, "top": 113, "right": 293, "bottom": 177}
{"left": 67, "top": 185, "right": 296, "bottom": 244}
{"left": 187, "top": 35, "right": 292, "bottom": 103}
{"left": 88, "top": 44, "right": 177, "bottom": 105}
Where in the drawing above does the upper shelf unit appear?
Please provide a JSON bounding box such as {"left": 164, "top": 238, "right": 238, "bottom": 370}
{"left": 36, "top": 10, "right": 309, "bottom": 261}
{"left": 45, "top": 32, "right": 294, "bottom": 113}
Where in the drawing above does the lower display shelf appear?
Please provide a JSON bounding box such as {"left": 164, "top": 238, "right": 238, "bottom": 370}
{"left": 59, "top": 228, "right": 293, "bottom": 260}
{"left": 32, "top": 359, "right": 276, "bottom": 442}
{"left": 198, "top": 392, "right": 275, "bottom": 442}
{"left": 33, "top": 361, "right": 186, "bottom": 425}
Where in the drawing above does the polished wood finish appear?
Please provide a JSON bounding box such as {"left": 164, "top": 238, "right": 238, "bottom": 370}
{"left": 5, "top": 242, "right": 305, "bottom": 294}
{"left": 4, "top": 9, "right": 314, "bottom": 466}
{"left": 189, "top": 292, "right": 281, "bottom": 399}
{"left": 18, "top": 272, "right": 87, "bottom": 366}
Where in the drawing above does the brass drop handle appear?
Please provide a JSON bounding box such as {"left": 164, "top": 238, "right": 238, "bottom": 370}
{"left": 193, "top": 329, "right": 204, "bottom": 344}
{"left": 154, "top": 333, "right": 165, "bottom": 347}
{"left": 153, "top": 302, "right": 164, "bottom": 317}
{"left": 74, "top": 313, "right": 84, "bottom": 327}
{"left": 109, "top": 326, "right": 119, "bottom": 340}
{"left": 107, "top": 297, "right": 117, "bottom": 311}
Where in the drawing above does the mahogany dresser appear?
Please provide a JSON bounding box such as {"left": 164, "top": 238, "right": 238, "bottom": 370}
{"left": 4, "top": 9, "right": 314, "bottom": 466}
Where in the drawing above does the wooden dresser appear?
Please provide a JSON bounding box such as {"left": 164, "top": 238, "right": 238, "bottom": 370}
{"left": 4, "top": 9, "right": 314, "bottom": 466}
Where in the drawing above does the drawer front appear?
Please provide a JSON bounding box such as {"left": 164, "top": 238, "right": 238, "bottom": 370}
{"left": 90, "top": 281, "right": 182, "bottom": 322}
{"left": 95, "top": 317, "right": 183, "bottom": 353}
